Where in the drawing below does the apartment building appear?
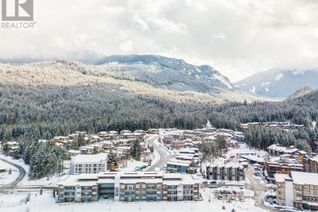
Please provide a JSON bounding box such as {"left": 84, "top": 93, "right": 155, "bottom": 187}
{"left": 166, "top": 161, "right": 191, "bottom": 173}
{"left": 206, "top": 160, "right": 245, "bottom": 181}
{"left": 275, "top": 171, "right": 318, "bottom": 210}
{"left": 56, "top": 172, "right": 200, "bottom": 203}
{"left": 70, "top": 153, "right": 108, "bottom": 175}
{"left": 265, "top": 161, "right": 303, "bottom": 182}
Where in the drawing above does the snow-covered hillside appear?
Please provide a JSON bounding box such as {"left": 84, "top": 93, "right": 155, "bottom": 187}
{"left": 0, "top": 55, "right": 261, "bottom": 103}
{"left": 235, "top": 68, "right": 318, "bottom": 99}
{"left": 98, "top": 55, "right": 234, "bottom": 92}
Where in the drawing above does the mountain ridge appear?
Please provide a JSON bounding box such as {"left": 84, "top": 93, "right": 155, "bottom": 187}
{"left": 235, "top": 68, "right": 318, "bottom": 99}
{"left": 0, "top": 55, "right": 261, "bottom": 103}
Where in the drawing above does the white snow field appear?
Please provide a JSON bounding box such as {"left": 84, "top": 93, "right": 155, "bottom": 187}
{"left": 0, "top": 193, "right": 28, "bottom": 208}
{"left": 0, "top": 188, "right": 267, "bottom": 212}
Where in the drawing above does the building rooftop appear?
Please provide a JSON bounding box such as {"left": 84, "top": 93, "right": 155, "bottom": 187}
{"left": 167, "top": 160, "right": 191, "bottom": 167}
{"left": 58, "top": 171, "right": 199, "bottom": 187}
{"left": 291, "top": 171, "right": 318, "bottom": 186}
{"left": 267, "top": 144, "right": 299, "bottom": 154}
{"left": 72, "top": 153, "right": 108, "bottom": 163}
{"left": 274, "top": 173, "right": 291, "bottom": 183}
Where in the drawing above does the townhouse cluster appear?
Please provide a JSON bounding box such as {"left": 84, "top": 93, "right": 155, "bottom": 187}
{"left": 53, "top": 130, "right": 153, "bottom": 171}
{"left": 162, "top": 128, "right": 244, "bottom": 150}
{"left": 56, "top": 172, "right": 200, "bottom": 203}
{"left": 265, "top": 144, "right": 318, "bottom": 181}
{"left": 162, "top": 127, "right": 245, "bottom": 175}
{"left": 166, "top": 147, "right": 201, "bottom": 174}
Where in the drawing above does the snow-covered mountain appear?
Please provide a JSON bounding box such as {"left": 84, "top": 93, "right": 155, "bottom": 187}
{"left": 97, "top": 55, "right": 234, "bottom": 94}
{"left": 235, "top": 68, "right": 318, "bottom": 99}
{"left": 0, "top": 55, "right": 261, "bottom": 104}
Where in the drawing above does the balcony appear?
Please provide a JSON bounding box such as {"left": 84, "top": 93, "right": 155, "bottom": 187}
{"left": 124, "top": 190, "right": 135, "bottom": 195}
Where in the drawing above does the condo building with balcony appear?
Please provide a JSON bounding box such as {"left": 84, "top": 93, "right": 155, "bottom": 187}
{"left": 56, "top": 172, "right": 200, "bottom": 203}
{"left": 275, "top": 171, "right": 318, "bottom": 211}
{"left": 70, "top": 153, "right": 108, "bottom": 175}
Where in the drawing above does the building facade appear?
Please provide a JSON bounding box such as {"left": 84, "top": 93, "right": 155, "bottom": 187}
{"left": 70, "top": 153, "right": 108, "bottom": 175}
{"left": 275, "top": 171, "right": 318, "bottom": 211}
{"left": 166, "top": 161, "right": 191, "bottom": 173}
{"left": 303, "top": 155, "right": 318, "bottom": 173}
{"left": 57, "top": 172, "right": 200, "bottom": 203}
{"left": 206, "top": 162, "right": 245, "bottom": 181}
{"left": 265, "top": 161, "right": 303, "bottom": 182}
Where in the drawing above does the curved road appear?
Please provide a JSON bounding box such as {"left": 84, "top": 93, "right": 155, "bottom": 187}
{"left": 245, "top": 165, "right": 274, "bottom": 211}
{"left": 0, "top": 158, "right": 26, "bottom": 188}
{"left": 146, "top": 136, "right": 170, "bottom": 171}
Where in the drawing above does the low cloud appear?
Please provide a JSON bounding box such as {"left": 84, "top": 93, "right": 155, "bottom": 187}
{"left": 1, "top": 0, "right": 318, "bottom": 81}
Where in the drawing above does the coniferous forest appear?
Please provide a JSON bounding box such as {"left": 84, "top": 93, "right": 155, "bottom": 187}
{"left": 0, "top": 68, "right": 318, "bottom": 178}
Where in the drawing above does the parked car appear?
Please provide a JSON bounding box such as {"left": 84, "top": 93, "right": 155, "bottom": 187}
{"left": 209, "top": 181, "right": 218, "bottom": 188}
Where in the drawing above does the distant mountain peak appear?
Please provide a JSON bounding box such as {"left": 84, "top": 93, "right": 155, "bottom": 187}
{"left": 235, "top": 68, "right": 318, "bottom": 99}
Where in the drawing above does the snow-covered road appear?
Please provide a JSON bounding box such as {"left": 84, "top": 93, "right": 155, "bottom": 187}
{"left": 0, "top": 158, "right": 26, "bottom": 188}
{"left": 146, "top": 136, "right": 170, "bottom": 171}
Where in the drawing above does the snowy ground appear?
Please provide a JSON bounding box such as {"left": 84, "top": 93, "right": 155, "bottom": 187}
{"left": 0, "top": 188, "right": 267, "bottom": 212}
{"left": 0, "top": 192, "right": 28, "bottom": 208}
{"left": 119, "top": 159, "right": 148, "bottom": 172}
{"left": 227, "top": 143, "right": 268, "bottom": 158}
{"left": 20, "top": 175, "right": 60, "bottom": 187}
{"left": 0, "top": 160, "right": 19, "bottom": 185}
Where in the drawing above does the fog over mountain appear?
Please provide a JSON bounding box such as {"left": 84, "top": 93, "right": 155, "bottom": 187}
{"left": 2, "top": 0, "right": 318, "bottom": 81}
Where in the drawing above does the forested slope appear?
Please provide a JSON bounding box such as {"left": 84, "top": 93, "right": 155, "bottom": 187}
{"left": 1, "top": 59, "right": 318, "bottom": 178}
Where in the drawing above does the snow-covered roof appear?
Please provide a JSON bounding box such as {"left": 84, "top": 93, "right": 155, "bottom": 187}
{"left": 68, "top": 150, "right": 81, "bottom": 154}
{"left": 6, "top": 141, "right": 18, "bottom": 145}
{"left": 208, "top": 158, "right": 243, "bottom": 169}
{"left": 167, "top": 160, "right": 191, "bottom": 167}
{"left": 309, "top": 155, "right": 318, "bottom": 163}
{"left": 175, "top": 154, "right": 194, "bottom": 160}
{"left": 267, "top": 144, "right": 299, "bottom": 154}
{"left": 291, "top": 171, "right": 318, "bottom": 186}
{"left": 58, "top": 171, "right": 199, "bottom": 187}
{"left": 58, "top": 175, "right": 98, "bottom": 187}
{"left": 72, "top": 153, "right": 108, "bottom": 163}
{"left": 163, "top": 173, "right": 182, "bottom": 179}
{"left": 179, "top": 148, "right": 196, "bottom": 154}
{"left": 241, "top": 154, "right": 264, "bottom": 162}
{"left": 121, "top": 178, "right": 162, "bottom": 184}
{"left": 274, "top": 173, "right": 290, "bottom": 183}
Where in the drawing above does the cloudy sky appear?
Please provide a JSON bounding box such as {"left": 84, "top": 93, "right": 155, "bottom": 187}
{"left": 1, "top": 0, "right": 318, "bottom": 81}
